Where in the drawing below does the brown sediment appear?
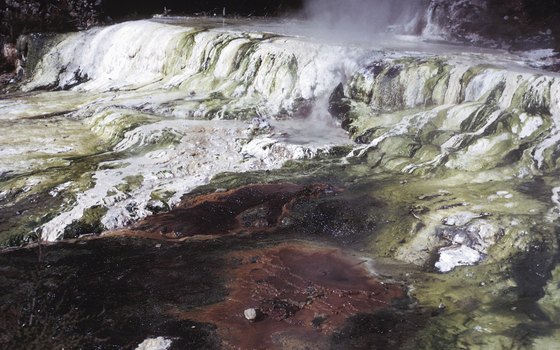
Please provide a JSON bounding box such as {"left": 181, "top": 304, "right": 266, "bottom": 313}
{"left": 171, "top": 242, "right": 407, "bottom": 350}
{"left": 126, "top": 183, "right": 341, "bottom": 239}
{"left": 94, "top": 182, "right": 409, "bottom": 348}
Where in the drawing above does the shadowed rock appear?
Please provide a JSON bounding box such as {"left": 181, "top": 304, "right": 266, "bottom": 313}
{"left": 128, "top": 183, "right": 341, "bottom": 239}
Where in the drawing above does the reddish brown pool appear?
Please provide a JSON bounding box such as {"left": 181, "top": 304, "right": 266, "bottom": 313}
{"left": 172, "top": 242, "right": 407, "bottom": 349}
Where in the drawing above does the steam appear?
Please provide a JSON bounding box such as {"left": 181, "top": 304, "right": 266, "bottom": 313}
{"left": 301, "top": 0, "right": 427, "bottom": 39}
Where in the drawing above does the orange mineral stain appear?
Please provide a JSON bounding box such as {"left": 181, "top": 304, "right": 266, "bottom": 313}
{"left": 172, "top": 242, "right": 407, "bottom": 349}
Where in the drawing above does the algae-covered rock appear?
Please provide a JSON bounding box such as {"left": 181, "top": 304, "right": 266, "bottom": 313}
{"left": 539, "top": 265, "right": 560, "bottom": 323}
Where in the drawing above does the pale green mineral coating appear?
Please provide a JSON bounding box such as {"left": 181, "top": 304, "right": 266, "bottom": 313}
{"left": 344, "top": 56, "right": 560, "bottom": 178}
{"left": 539, "top": 265, "right": 560, "bottom": 323}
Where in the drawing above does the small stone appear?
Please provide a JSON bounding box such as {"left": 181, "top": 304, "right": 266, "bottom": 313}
{"left": 281, "top": 217, "right": 293, "bottom": 226}
{"left": 244, "top": 308, "right": 258, "bottom": 321}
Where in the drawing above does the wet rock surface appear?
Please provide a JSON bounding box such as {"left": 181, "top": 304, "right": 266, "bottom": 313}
{"left": 0, "top": 237, "right": 225, "bottom": 349}
{"left": 175, "top": 243, "right": 414, "bottom": 349}
{"left": 0, "top": 215, "right": 424, "bottom": 349}
{"left": 126, "top": 183, "right": 341, "bottom": 239}
{"left": 1, "top": 166, "right": 559, "bottom": 348}
{"left": 423, "top": 0, "right": 560, "bottom": 56}
{"left": 0, "top": 166, "right": 442, "bottom": 349}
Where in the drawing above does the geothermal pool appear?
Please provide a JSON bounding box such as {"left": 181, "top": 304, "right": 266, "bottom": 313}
{"left": 1, "top": 17, "right": 559, "bottom": 349}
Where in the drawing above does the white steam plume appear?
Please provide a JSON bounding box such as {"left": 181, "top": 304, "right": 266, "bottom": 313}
{"left": 301, "top": 0, "right": 427, "bottom": 38}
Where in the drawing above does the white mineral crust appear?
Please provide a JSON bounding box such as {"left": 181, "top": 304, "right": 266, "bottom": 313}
{"left": 135, "top": 337, "right": 172, "bottom": 350}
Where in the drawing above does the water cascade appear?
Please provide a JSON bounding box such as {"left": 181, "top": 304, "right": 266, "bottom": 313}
{"left": 1, "top": 14, "right": 560, "bottom": 349}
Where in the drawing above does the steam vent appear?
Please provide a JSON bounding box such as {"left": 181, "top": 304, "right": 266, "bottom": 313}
{"left": 1, "top": 1, "right": 560, "bottom": 349}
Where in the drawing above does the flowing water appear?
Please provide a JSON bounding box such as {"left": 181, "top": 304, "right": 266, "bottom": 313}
{"left": 1, "top": 16, "right": 560, "bottom": 349}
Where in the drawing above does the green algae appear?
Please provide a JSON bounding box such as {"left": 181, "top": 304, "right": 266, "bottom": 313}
{"left": 87, "top": 109, "right": 156, "bottom": 146}
{"left": 162, "top": 29, "right": 202, "bottom": 75}
{"left": 459, "top": 65, "right": 493, "bottom": 96}
{"left": 2, "top": 117, "right": 558, "bottom": 348}
{"left": 116, "top": 175, "right": 144, "bottom": 194}
{"left": 0, "top": 93, "right": 179, "bottom": 246}
{"left": 180, "top": 152, "right": 560, "bottom": 349}
{"left": 539, "top": 264, "right": 560, "bottom": 324}
{"left": 423, "top": 61, "right": 452, "bottom": 106}
{"left": 0, "top": 152, "right": 114, "bottom": 247}
{"left": 62, "top": 205, "right": 108, "bottom": 239}
{"left": 402, "top": 232, "right": 558, "bottom": 349}
{"left": 148, "top": 189, "right": 175, "bottom": 213}
{"left": 19, "top": 32, "right": 69, "bottom": 78}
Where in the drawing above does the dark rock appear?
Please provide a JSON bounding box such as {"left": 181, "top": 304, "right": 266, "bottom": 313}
{"left": 128, "top": 183, "right": 340, "bottom": 239}
{"left": 331, "top": 309, "right": 431, "bottom": 350}
{"left": 0, "top": 237, "right": 225, "bottom": 349}
{"left": 0, "top": 233, "right": 419, "bottom": 349}
{"left": 328, "top": 83, "right": 353, "bottom": 129}
{"left": 0, "top": 0, "right": 103, "bottom": 75}
{"left": 426, "top": 0, "right": 560, "bottom": 52}
{"left": 290, "top": 97, "right": 315, "bottom": 118}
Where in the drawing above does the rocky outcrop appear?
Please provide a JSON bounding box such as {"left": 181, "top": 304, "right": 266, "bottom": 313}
{"left": 425, "top": 0, "right": 560, "bottom": 51}
{"left": 1, "top": 0, "right": 102, "bottom": 41}
{"left": 0, "top": 0, "right": 103, "bottom": 77}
